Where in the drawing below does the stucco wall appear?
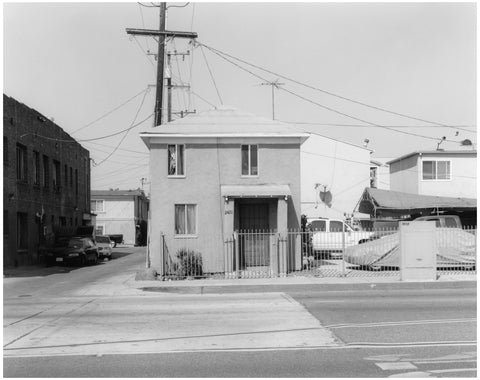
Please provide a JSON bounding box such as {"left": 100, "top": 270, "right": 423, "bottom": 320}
{"left": 148, "top": 138, "right": 302, "bottom": 273}
{"left": 300, "top": 135, "right": 371, "bottom": 219}
{"left": 418, "top": 153, "right": 476, "bottom": 198}
{"left": 389, "top": 155, "right": 419, "bottom": 194}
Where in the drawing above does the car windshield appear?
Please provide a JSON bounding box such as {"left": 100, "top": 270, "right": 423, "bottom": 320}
{"left": 68, "top": 239, "right": 84, "bottom": 248}
{"left": 96, "top": 236, "right": 110, "bottom": 243}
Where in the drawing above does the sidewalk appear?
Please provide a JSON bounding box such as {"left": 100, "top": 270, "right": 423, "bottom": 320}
{"left": 129, "top": 273, "right": 477, "bottom": 294}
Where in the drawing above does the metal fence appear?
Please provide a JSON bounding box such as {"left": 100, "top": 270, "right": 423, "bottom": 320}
{"left": 159, "top": 226, "right": 476, "bottom": 280}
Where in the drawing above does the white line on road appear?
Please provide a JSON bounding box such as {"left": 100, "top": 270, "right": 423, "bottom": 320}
{"left": 325, "top": 318, "right": 476, "bottom": 329}
{"left": 4, "top": 341, "right": 477, "bottom": 359}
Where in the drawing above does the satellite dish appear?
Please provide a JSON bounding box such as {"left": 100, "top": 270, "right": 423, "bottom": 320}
{"left": 319, "top": 190, "right": 333, "bottom": 208}
{"left": 461, "top": 139, "right": 472, "bottom": 146}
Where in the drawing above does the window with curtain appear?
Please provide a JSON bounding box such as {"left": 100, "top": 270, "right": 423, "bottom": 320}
{"left": 422, "top": 160, "right": 451, "bottom": 180}
{"left": 241, "top": 144, "right": 258, "bottom": 176}
{"left": 168, "top": 144, "right": 185, "bottom": 176}
{"left": 175, "top": 204, "right": 196, "bottom": 235}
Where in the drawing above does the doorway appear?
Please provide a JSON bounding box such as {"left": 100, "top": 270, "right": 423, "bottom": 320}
{"left": 238, "top": 201, "right": 270, "bottom": 267}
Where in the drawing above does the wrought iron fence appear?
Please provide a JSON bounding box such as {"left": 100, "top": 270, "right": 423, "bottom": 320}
{"left": 158, "top": 225, "right": 476, "bottom": 280}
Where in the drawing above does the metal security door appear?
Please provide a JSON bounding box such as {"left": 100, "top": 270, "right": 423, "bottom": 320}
{"left": 239, "top": 203, "right": 270, "bottom": 267}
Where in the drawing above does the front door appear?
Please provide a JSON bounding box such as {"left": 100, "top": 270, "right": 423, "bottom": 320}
{"left": 238, "top": 203, "right": 270, "bottom": 267}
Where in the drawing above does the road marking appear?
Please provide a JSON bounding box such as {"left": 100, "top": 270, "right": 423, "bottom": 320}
{"left": 3, "top": 341, "right": 477, "bottom": 358}
{"left": 325, "top": 318, "right": 476, "bottom": 329}
{"left": 376, "top": 362, "right": 417, "bottom": 370}
{"left": 389, "top": 368, "right": 477, "bottom": 377}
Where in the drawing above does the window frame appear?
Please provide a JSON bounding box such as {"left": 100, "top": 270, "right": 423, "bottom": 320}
{"left": 91, "top": 200, "right": 105, "bottom": 213}
{"left": 33, "top": 151, "right": 40, "bottom": 186}
{"left": 95, "top": 224, "right": 105, "bottom": 236}
{"left": 241, "top": 144, "right": 259, "bottom": 177}
{"left": 42, "top": 155, "right": 49, "bottom": 189}
{"left": 421, "top": 159, "right": 452, "bottom": 181}
{"left": 174, "top": 204, "right": 197, "bottom": 237}
{"left": 167, "top": 144, "right": 186, "bottom": 178}
{"left": 16, "top": 143, "right": 28, "bottom": 182}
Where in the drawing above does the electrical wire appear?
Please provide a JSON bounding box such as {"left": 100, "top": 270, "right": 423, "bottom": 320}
{"left": 167, "top": 2, "right": 190, "bottom": 9}
{"left": 70, "top": 88, "right": 149, "bottom": 134}
{"left": 200, "top": 45, "right": 223, "bottom": 105}
{"left": 202, "top": 45, "right": 461, "bottom": 143}
{"left": 132, "top": 36, "right": 156, "bottom": 67}
{"left": 94, "top": 89, "right": 150, "bottom": 166}
{"left": 279, "top": 120, "right": 477, "bottom": 131}
{"left": 198, "top": 42, "right": 474, "bottom": 132}
{"left": 85, "top": 141, "right": 149, "bottom": 155}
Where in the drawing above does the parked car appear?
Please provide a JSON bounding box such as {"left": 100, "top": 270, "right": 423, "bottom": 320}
{"left": 414, "top": 215, "right": 462, "bottom": 228}
{"left": 46, "top": 237, "right": 99, "bottom": 266}
{"left": 107, "top": 234, "right": 124, "bottom": 248}
{"left": 95, "top": 235, "right": 113, "bottom": 260}
{"left": 308, "top": 218, "right": 374, "bottom": 258}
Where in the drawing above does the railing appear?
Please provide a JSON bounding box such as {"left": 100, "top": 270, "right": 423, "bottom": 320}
{"left": 158, "top": 226, "right": 476, "bottom": 280}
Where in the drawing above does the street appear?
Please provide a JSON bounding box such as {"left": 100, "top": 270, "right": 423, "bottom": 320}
{"left": 3, "top": 247, "right": 477, "bottom": 377}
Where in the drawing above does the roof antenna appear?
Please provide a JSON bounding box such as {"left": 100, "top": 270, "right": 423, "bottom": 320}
{"left": 436, "top": 136, "right": 446, "bottom": 151}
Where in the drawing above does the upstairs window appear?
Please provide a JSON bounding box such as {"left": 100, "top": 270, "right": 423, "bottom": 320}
{"left": 422, "top": 160, "right": 451, "bottom": 180}
{"left": 168, "top": 144, "right": 185, "bottom": 176}
{"left": 174, "top": 204, "right": 197, "bottom": 235}
{"left": 33, "top": 151, "right": 40, "bottom": 185}
{"left": 241, "top": 144, "right": 258, "bottom": 176}
{"left": 91, "top": 200, "right": 105, "bottom": 213}
{"left": 16, "top": 144, "right": 27, "bottom": 182}
{"left": 53, "top": 160, "right": 61, "bottom": 191}
{"left": 42, "top": 155, "right": 49, "bottom": 188}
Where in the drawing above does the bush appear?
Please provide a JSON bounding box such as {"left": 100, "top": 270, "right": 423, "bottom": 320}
{"left": 174, "top": 249, "right": 203, "bottom": 277}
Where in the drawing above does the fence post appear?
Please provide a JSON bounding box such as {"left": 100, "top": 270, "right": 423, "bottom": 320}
{"left": 341, "top": 223, "right": 346, "bottom": 277}
{"left": 234, "top": 231, "right": 239, "bottom": 279}
{"left": 161, "top": 234, "right": 165, "bottom": 277}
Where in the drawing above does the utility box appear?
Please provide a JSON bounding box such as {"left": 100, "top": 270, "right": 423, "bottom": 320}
{"left": 399, "top": 221, "right": 437, "bottom": 281}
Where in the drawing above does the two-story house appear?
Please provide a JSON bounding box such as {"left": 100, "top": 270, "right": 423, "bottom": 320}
{"left": 388, "top": 150, "right": 476, "bottom": 198}
{"left": 91, "top": 189, "right": 149, "bottom": 246}
{"left": 140, "top": 107, "right": 309, "bottom": 276}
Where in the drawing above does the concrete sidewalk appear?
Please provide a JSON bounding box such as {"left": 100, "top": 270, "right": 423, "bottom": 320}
{"left": 129, "top": 273, "right": 477, "bottom": 294}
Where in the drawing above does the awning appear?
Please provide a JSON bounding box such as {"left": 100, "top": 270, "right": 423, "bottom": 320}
{"left": 357, "top": 188, "right": 477, "bottom": 217}
{"left": 221, "top": 184, "right": 291, "bottom": 198}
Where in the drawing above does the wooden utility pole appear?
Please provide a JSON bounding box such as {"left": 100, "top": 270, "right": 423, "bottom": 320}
{"left": 126, "top": 3, "right": 197, "bottom": 126}
{"left": 260, "top": 79, "right": 284, "bottom": 120}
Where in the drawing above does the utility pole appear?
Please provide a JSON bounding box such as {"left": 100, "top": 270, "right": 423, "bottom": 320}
{"left": 260, "top": 79, "right": 284, "bottom": 120}
{"left": 126, "top": 3, "right": 198, "bottom": 126}
{"left": 166, "top": 51, "right": 195, "bottom": 122}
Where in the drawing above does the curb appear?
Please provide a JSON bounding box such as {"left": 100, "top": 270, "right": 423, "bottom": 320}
{"left": 139, "top": 280, "right": 477, "bottom": 294}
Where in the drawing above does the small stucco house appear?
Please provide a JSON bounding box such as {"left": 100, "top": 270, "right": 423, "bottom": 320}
{"left": 91, "top": 189, "right": 149, "bottom": 246}
{"left": 387, "top": 150, "right": 476, "bottom": 198}
{"left": 141, "top": 107, "right": 310, "bottom": 275}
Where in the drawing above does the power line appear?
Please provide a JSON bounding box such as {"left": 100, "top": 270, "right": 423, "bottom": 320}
{"left": 200, "top": 44, "right": 223, "bottom": 106}
{"left": 85, "top": 141, "right": 149, "bottom": 155}
{"left": 21, "top": 114, "right": 154, "bottom": 143}
{"left": 198, "top": 41, "right": 471, "bottom": 131}
{"left": 71, "top": 88, "right": 149, "bottom": 134}
{"left": 279, "top": 120, "right": 477, "bottom": 131}
{"left": 201, "top": 45, "right": 461, "bottom": 144}
{"left": 94, "top": 88, "right": 150, "bottom": 166}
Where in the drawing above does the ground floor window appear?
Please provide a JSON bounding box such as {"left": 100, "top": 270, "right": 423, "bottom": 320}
{"left": 175, "top": 204, "right": 197, "bottom": 235}
{"left": 95, "top": 224, "right": 105, "bottom": 236}
{"left": 16, "top": 212, "right": 28, "bottom": 250}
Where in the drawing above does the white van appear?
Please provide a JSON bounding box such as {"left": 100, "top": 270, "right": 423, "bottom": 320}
{"left": 308, "top": 219, "right": 373, "bottom": 257}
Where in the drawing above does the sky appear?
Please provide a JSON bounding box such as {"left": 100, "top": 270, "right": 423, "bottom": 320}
{"left": 3, "top": 2, "right": 477, "bottom": 191}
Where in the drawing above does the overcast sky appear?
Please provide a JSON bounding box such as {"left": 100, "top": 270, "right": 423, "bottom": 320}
{"left": 3, "top": 2, "right": 476, "bottom": 191}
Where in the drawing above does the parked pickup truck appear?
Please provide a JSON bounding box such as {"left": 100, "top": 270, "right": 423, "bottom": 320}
{"left": 308, "top": 219, "right": 374, "bottom": 258}
{"left": 107, "top": 234, "right": 124, "bottom": 248}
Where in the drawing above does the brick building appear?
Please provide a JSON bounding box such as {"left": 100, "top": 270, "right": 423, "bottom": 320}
{"left": 3, "top": 94, "right": 92, "bottom": 266}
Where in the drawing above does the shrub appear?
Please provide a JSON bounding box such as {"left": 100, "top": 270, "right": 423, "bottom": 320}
{"left": 174, "top": 248, "right": 203, "bottom": 277}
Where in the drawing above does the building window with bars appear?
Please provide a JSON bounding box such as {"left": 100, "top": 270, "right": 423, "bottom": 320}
{"left": 33, "top": 151, "right": 40, "bottom": 186}
{"left": 168, "top": 144, "right": 185, "bottom": 176}
{"left": 42, "top": 155, "right": 49, "bottom": 189}
{"left": 174, "top": 204, "right": 197, "bottom": 235}
{"left": 241, "top": 144, "right": 258, "bottom": 176}
{"left": 422, "top": 160, "right": 451, "bottom": 180}
{"left": 16, "top": 144, "right": 28, "bottom": 182}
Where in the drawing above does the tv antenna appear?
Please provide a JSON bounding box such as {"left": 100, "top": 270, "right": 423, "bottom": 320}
{"left": 260, "top": 79, "right": 284, "bottom": 120}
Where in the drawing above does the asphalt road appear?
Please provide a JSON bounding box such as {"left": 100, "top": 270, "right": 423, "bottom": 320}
{"left": 3, "top": 247, "right": 477, "bottom": 377}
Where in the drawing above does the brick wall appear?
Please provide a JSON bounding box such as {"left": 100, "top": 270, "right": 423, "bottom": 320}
{"left": 3, "top": 94, "right": 91, "bottom": 266}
